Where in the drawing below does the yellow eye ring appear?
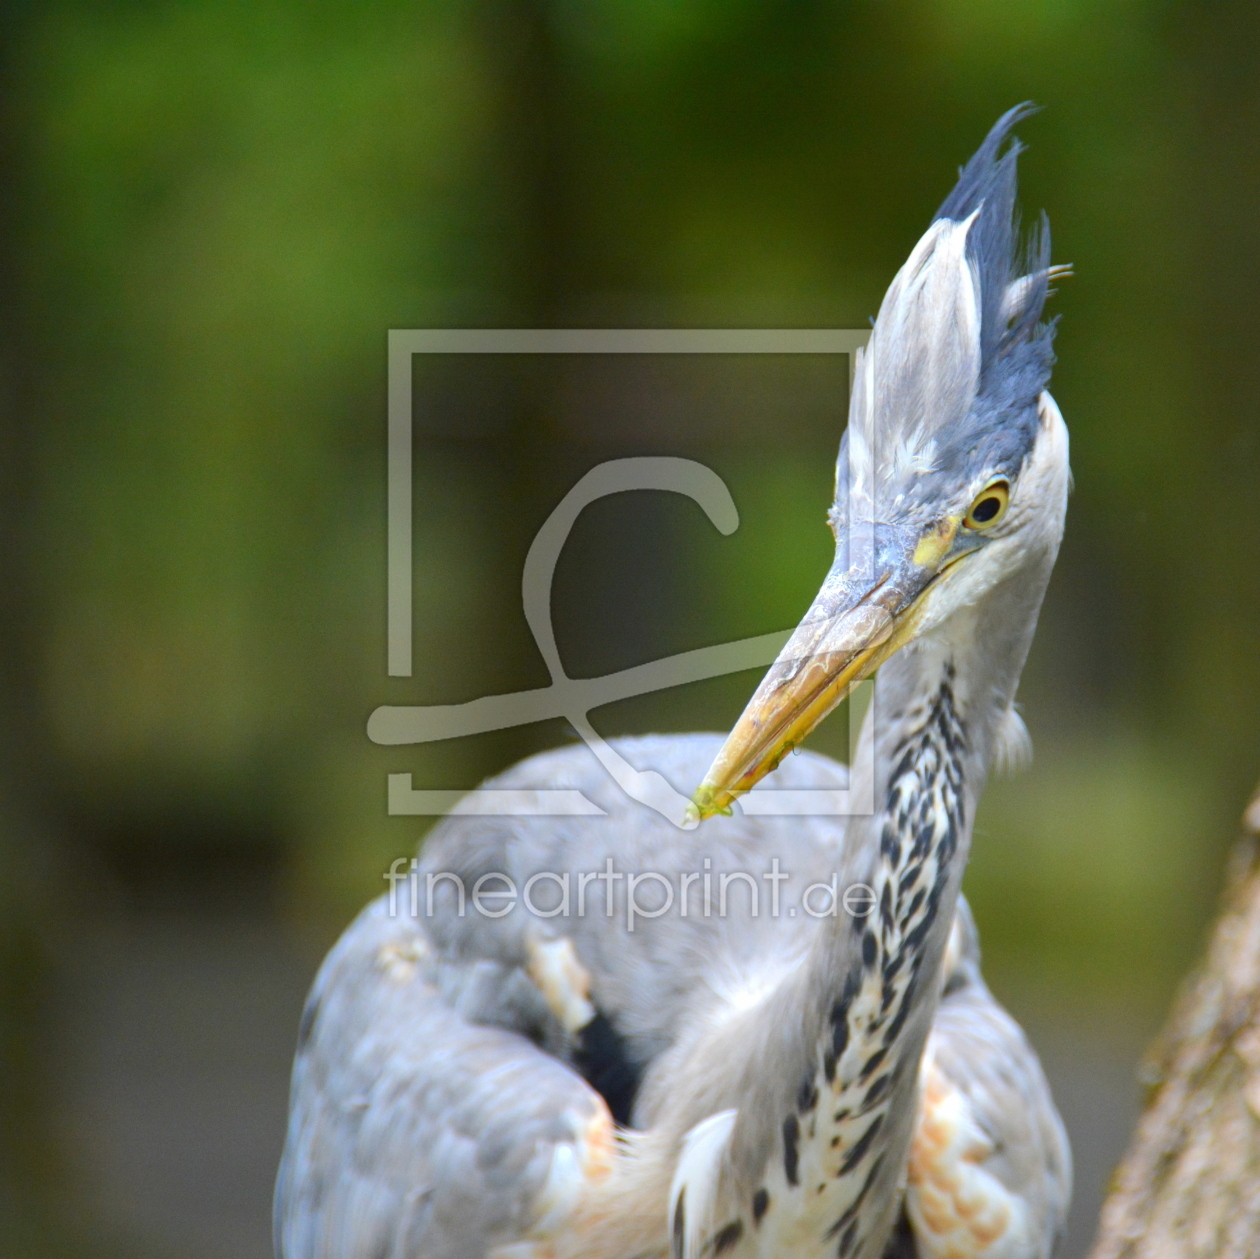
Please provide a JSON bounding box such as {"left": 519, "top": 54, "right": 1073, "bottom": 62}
{"left": 964, "top": 480, "right": 1010, "bottom": 530}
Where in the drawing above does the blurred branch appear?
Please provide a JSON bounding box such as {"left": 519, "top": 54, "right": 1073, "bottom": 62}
{"left": 1088, "top": 784, "right": 1260, "bottom": 1259}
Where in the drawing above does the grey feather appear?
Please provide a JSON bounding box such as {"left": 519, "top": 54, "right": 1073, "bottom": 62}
{"left": 277, "top": 738, "right": 1069, "bottom": 1259}
{"left": 927, "top": 965, "right": 1072, "bottom": 1259}
{"left": 275, "top": 897, "right": 609, "bottom": 1259}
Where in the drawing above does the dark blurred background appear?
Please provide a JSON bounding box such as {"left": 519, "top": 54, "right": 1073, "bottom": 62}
{"left": 1, "top": 2, "right": 1258, "bottom": 1256}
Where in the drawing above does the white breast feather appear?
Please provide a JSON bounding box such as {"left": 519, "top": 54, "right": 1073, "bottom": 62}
{"left": 670, "top": 1109, "right": 739, "bottom": 1259}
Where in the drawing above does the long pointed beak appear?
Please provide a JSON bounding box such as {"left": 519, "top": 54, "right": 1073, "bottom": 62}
{"left": 692, "top": 521, "right": 957, "bottom": 819}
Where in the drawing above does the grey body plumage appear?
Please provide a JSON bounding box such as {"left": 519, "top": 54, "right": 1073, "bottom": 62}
{"left": 276, "top": 107, "right": 1073, "bottom": 1259}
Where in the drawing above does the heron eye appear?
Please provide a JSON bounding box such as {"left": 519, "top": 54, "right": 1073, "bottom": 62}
{"left": 964, "top": 481, "right": 1009, "bottom": 530}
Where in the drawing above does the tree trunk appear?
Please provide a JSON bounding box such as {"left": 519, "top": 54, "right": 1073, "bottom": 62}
{"left": 1088, "top": 786, "right": 1260, "bottom": 1258}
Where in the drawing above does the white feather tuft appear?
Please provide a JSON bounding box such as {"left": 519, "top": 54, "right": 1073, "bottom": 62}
{"left": 993, "top": 705, "right": 1033, "bottom": 775}
{"left": 999, "top": 264, "right": 1072, "bottom": 327}
{"left": 845, "top": 212, "right": 982, "bottom": 505}
{"left": 668, "top": 1109, "right": 737, "bottom": 1259}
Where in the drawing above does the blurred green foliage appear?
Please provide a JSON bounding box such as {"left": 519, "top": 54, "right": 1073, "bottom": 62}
{"left": 7, "top": 0, "right": 1259, "bottom": 993}
{"left": 3, "top": 0, "right": 1260, "bottom": 1248}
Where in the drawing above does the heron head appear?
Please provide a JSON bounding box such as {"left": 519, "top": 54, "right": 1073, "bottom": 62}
{"left": 693, "top": 105, "right": 1071, "bottom": 819}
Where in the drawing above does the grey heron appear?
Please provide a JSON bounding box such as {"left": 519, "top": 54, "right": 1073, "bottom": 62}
{"left": 276, "top": 105, "right": 1072, "bottom": 1259}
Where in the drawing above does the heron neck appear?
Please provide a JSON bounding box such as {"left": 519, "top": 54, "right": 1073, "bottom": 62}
{"left": 730, "top": 563, "right": 1055, "bottom": 1259}
{"left": 860, "top": 556, "right": 1052, "bottom": 839}
{"left": 811, "top": 556, "right": 1057, "bottom": 1071}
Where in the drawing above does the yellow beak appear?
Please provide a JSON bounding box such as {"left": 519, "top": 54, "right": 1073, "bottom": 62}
{"left": 691, "top": 520, "right": 958, "bottom": 819}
